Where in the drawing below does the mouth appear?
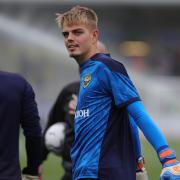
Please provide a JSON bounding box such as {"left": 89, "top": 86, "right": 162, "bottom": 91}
{"left": 67, "top": 44, "right": 79, "bottom": 51}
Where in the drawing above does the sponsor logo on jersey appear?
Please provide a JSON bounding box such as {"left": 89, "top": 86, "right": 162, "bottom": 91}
{"left": 75, "top": 109, "right": 89, "bottom": 118}
{"left": 83, "top": 74, "right": 91, "bottom": 88}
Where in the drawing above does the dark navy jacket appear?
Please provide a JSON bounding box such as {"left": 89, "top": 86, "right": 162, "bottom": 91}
{"left": 0, "top": 71, "right": 42, "bottom": 180}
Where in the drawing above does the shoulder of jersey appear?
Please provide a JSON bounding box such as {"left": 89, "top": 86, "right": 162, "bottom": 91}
{"left": 90, "top": 54, "right": 128, "bottom": 76}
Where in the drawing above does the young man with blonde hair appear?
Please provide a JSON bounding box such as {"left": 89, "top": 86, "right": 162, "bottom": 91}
{"left": 68, "top": 41, "right": 149, "bottom": 180}
{"left": 57, "top": 6, "right": 180, "bottom": 180}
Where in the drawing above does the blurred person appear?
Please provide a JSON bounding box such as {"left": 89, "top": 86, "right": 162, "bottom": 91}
{"left": 57, "top": 5, "right": 180, "bottom": 180}
{"left": 0, "top": 71, "right": 42, "bottom": 180}
{"left": 41, "top": 81, "right": 79, "bottom": 180}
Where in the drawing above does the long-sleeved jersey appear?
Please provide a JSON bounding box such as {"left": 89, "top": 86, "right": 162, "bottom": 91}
{"left": 71, "top": 53, "right": 141, "bottom": 180}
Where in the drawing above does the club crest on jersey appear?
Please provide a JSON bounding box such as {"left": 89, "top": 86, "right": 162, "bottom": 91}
{"left": 83, "top": 74, "right": 91, "bottom": 88}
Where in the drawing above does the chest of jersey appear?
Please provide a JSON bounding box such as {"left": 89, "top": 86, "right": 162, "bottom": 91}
{"left": 77, "top": 65, "right": 109, "bottom": 111}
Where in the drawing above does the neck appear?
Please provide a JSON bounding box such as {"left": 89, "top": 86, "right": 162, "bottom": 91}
{"left": 75, "top": 49, "right": 99, "bottom": 65}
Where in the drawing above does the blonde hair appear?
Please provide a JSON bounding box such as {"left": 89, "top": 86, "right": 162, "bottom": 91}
{"left": 56, "top": 6, "right": 98, "bottom": 29}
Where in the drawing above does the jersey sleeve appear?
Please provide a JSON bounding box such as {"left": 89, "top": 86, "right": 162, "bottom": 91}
{"left": 100, "top": 64, "right": 141, "bottom": 108}
{"left": 127, "top": 101, "right": 168, "bottom": 151}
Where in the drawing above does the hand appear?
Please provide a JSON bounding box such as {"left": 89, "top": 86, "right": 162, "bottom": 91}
{"left": 136, "top": 168, "right": 149, "bottom": 180}
{"left": 136, "top": 157, "right": 149, "bottom": 180}
{"left": 38, "top": 165, "right": 43, "bottom": 180}
{"left": 68, "top": 94, "right": 78, "bottom": 115}
{"left": 22, "top": 174, "right": 39, "bottom": 180}
{"left": 160, "top": 162, "right": 180, "bottom": 180}
{"left": 22, "top": 167, "right": 40, "bottom": 180}
{"left": 158, "top": 147, "right": 180, "bottom": 179}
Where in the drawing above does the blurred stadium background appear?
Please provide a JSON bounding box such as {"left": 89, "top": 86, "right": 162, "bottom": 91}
{"left": 0, "top": 0, "right": 180, "bottom": 179}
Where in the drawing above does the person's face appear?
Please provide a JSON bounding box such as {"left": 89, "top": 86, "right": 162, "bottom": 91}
{"left": 62, "top": 23, "right": 98, "bottom": 63}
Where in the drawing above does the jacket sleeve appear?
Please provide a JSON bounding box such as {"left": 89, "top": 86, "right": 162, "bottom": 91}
{"left": 21, "top": 80, "right": 42, "bottom": 175}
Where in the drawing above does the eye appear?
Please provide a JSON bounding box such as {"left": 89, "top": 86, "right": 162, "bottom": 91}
{"left": 74, "top": 31, "right": 83, "bottom": 36}
{"left": 62, "top": 32, "right": 69, "bottom": 38}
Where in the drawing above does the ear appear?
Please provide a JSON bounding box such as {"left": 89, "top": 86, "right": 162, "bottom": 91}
{"left": 91, "top": 29, "right": 99, "bottom": 44}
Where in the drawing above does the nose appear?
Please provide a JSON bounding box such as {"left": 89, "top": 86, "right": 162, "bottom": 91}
{"left": 67, "top": 32, "right": 74, "bottom": 41}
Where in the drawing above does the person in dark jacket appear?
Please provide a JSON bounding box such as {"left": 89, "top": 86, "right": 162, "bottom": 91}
{"left": 0, "top": 71, "right": 42, "bottom": 180}
{"left": 41, "top": 81, "right": 79, "bottom": 180}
